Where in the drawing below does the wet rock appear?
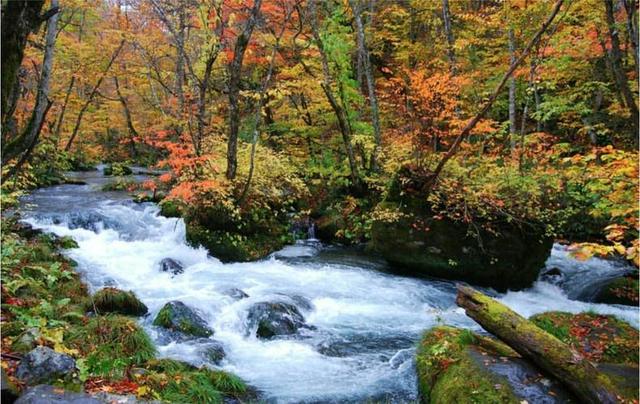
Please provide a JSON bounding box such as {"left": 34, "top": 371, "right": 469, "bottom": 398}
{"left": 200, "top": 341, "right": 226, "bottom": 365}
{"left": 2, "top": 368, "right": 19, "bottom": 403}
{"left": 103, "top": 163, "right": 132, "bottom": 176}
{"left": 92, "top": 287, "right": 148, "bottom": 316}
{"left": 540, "top": 267, "right": 564, "bottom": 284}
{"left": 153, "top": 301, "right": 213, "bottom": 338}
{"left": 14, "top": 222, "right": 43, "bottom": 239}
{"left": 15, "top": 347, "right": 76, "bottom": 385}
{"left": 158, "top": 258, "right": 184, "bottom": 276}
{"left": 246, "top": 302, "right": 310, "bottom": 339}
{"left": 275, "top": 294, "right": 313, "bottom": 311}
{"left": 224, "top": 288, "right": 249, "bottom": 300}
{"left": 594, "top": 272, "right": 639, "bottom": 306}
{"left": 15, "top": 385, "right": 159, "bottom": 404}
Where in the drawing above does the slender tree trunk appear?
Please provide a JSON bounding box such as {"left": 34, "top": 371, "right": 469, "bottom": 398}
{"left": 175, "top": 6, "right": 186, "bottom": 111}
{"left": 604, "top": 0, "right": 638, "bottom": 136}
{"left": 53, "top": 75, "right": 75, "bottom": 147}
{"left": 113, "top": 76, "right": 138, "bottom": 158}
{"left": 226, "top": 0, "right": 263, "bottom": 180}
{"left": 309, "top": 0, "right": 360, "bottom": 187}
{"left": 2, "top": 1, "right": 59, "bottom": 167}
{"left": 623, "top": 0, "right": 639, "bottom": 73}
{"left": 351, "top": 0, "right": 382, "bottom": 171}
{"left": 427, "top": 0, "right": 564, "bottom": 194}
{"left": 508, "top": 28, "right": 517, "bottom": 152}
{"left": 441, "top": 0, "right": 457, "bottom": 75}
{"left": 534, "top": 86, "right": 542, "bottom": 132}
{"left": 64, "top": 40, "right": 125, "bottom": 152}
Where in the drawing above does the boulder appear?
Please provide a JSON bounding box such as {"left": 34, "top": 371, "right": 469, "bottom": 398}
{"left": 2, "top": 368, "right": 19, "bottom": 403}
{"left": 153, "top": 301, "right": 213, "bottom": 338}
{"left": 14, "top": 222, "right": 43, "bottom": 239}
{"left": 370, "top": 202, "right": 552, "bottom": 292}
{"left": 594, "top": 273, "right": 639, "bottom": 306}
{"left": 246, "top": 302, "right": 310, "bottom": 339}
{"left": 540, "top": 267, "right": 564, "bottom": 284}
{"left": 158, "top": 258, "right": 184, "bottom": 276}
{"left": 15, "top": 385, "right": 159, "bottom": 404}
{"left": 15, "top": 347, "right": 76, "bottom": 385}
{"left": 103, "top": 163, "right": 132, "bottom": 176}
{"left": 92, "top": 288, "right": 148, "bottom": 316}
{"left": 224, "top": 288, "right": 249, "bottom": 300}
{"left": 11, "top": 328, "right": 40, "bottom": 353}
{"left": 200, "top": 341, "right": 226, "bottom": 365}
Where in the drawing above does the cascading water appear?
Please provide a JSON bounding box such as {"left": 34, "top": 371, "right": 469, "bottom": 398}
{"left": 18, "top": 169, "right": 639, "bottom": 403}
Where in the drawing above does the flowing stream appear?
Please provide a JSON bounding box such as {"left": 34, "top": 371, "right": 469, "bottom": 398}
{"left": 18, "top": 169, "right": 638, "bottom": 403}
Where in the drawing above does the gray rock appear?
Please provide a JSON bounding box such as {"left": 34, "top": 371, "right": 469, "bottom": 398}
{"left": 224, "top": 288, "right": 249, "bottom": 300}
{"left": 15, "top": 385, "right": 160, "bottom": 404}
{"left": 158, "top": 258, "right": 184, "bottom": 276}
{"left": 15, "top": 347, "right": 76, "bottom": 385}
{"left": 12, "top": 328, "right": 40, "bottom": 353}
{"left": 200, "top": 341, "right": 226, "bottom": 365}
{"left": 153, "top": 301, "right": 213, "bottom": 338}
{"left": 246, "top": 302, "right": 309, "bottom": 339}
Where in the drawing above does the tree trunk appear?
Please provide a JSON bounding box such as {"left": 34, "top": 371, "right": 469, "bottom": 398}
{"left": 508, "top": 28, "right": 517, "bottom": 151}
{"left": 53, "top": 75, "right": 75, "bottom": 147}
{"left": 2, "top": 0, "right": 59, "bottom": 166}
{"left": 308, "top": 0, "right": 360, "bottom": 187}
{"left": 1, "top": 0, "right": 46, "bottom": 124}
{"left": 350, "top": 0, "right": 382, "bottom": 171}
{"left": 441, "top": 0, "right": 457, "bottom": 75}
{"left": 64, "top": 40, "right": 125, "bottom": 152}
{"left": 114, "top": 76, "right": 138, "bottom": 158}
{"left": 427, "top": 0, "right": 564, "bottom": 194}
{"left": 226, "top": 0, "right": 263, "bottom": 180}
{"left": 456, "top": 285, "right": 621, "bottom": 404}
{"left": 604, "top": 0, "right": 638, "bottom": 135}
{"left": 623, "top": 0, "right": 639, "bottom": 73}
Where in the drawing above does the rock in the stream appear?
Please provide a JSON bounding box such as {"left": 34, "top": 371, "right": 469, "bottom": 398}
{"left": 246, "top": 302, "right": 310, "bottom": 339}
{"left": 15, "top": 385, "right": 159, "bottom": 404}
{"left": 224, "top": 288, "right": 249, "bottom": 300}
{"left": 14, "top": 222, "right": 43, "bottom": 239}
{"left": 153, "top": 301, "right": 213, "bottom": 338}
{"left": 593, "top": 272, "right": 639, "bottom": 306}
{"left": 540, "top": 267, "right": 564, "bottom": 284}
{"left": 158, "top": 258, "right": 184, "bottom": 276}
{"left": 92, "top": 287, "right": 148, "bottom": 316}
{"left": 15, "top": 347, "right": 76, "bottom": 385}
{"left": 200, "top": 341, "right": 226, "bottom": 365}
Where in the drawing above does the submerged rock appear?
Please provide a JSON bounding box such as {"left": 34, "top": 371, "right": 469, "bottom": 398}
{"left": 246, "top": 302, "right": 310, "bottom": 339}
{"left": 158, "top": 258, "right": 184, "bottom": 276}
{"left": 92, "top": 287, "right": 148, "bottom": 316}
{"left": 15, "top": 347, "right": 76, "bottom": 385}
{"left": 153, "top": 301, "right": 213, "bottom": 338}
{"left": 224, "top": 288, "right": 249, "bottom": 300}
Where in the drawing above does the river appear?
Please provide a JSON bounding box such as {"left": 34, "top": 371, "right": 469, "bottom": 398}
{"left": 17, "top": 168, "right": 638, "bottom": 403}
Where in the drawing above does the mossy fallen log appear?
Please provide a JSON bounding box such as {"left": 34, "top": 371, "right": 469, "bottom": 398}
{"left": 456, "top": 285, "right": 622, "bottom": 404}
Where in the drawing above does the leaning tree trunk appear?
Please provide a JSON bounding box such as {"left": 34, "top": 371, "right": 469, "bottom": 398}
{"left": 2, "top": 0, "right": 59, "bottom": 167}
{"left": 456, "top": 285, "right": 621, "bottom": 404}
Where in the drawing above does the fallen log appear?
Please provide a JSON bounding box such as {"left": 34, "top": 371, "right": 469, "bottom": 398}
{"left": 456, "top": 285, "right": 621, "bottom": 404}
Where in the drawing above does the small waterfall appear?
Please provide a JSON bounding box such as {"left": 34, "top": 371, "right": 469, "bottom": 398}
{"left": 307, "top": 222, "right": 316, "bottom": 240}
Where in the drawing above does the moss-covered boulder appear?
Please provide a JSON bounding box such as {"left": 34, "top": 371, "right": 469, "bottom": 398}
{"left": 153, "top": 301, "right": 213, "bottom": 338}
{"left": 416, "top": 326, "right": 520, "bottom": 403}
{"left": 594, "top": 273, "right": 639, "bottom": 306}
{"left": 92, "top": 287, "right": 148, "bottom": 316}
{"left": 370, "top": 202, "right": 552, "bottom": 291}
{"left": 158, "top": 199, "right": 183, "bottom": 218}
{"left": 103, "top": 163, "right": 132, "bottom": 176}
{"left": 530, "top": 311, "right": 639, "bottom": 365}
{"left": 185, "top": 221, "right": 286, "bottom": 263}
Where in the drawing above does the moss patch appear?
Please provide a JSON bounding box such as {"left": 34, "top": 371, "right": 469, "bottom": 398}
{"left": 153, "top": 301, "right": 213, "bottom": 337}
{"left": 595, "top": 275, "right": 639, "bottom": 306}
{"left": 416, "top": 326, "right": 519, "bottom": 403}
{"left": 530, "top": 311, "right": 639, "bottom": 365}
{"left": 91, "top": 288, "right": 148, "bottom": 316}
{"left": 159, "top": 199, "right": 183, "bottom": 218}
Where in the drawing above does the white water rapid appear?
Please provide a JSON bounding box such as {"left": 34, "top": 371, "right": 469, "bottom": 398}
{"left": 18, "top": 170, "right": 639, "bottom": 403}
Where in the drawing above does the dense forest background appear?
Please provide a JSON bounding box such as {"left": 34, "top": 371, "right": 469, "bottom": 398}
{"left": 2, "top": 0, "right": 638, "bottom": 265}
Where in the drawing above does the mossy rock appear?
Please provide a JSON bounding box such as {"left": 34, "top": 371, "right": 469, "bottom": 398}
{"left": 92, "top": 287, "right": 148, "bottom": 316}
{"left": 185, "top": 222, "right": 286, "bottom": 263}
{"left": 103, "top": 163, "right": 132, "bottom": 176}
{"left": 416, "top": 326, "right": 520, "bottom": 403}
{"left": 58, "top": 236, "right": 79, "bottom": 249}
{"left": 153, "top": 301, "right": 213, "bottom": 338}
{"left": 530, "top": 311, "right": 639, "bottom": 365}
{"left": 159, "top": 199, "right": 183, "bottom": 218}
{"left": 594, "top": 274, "right": 639, "bottom": 306}
{"left": 370, "top": 202, "right": 552, "bottom": 292}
